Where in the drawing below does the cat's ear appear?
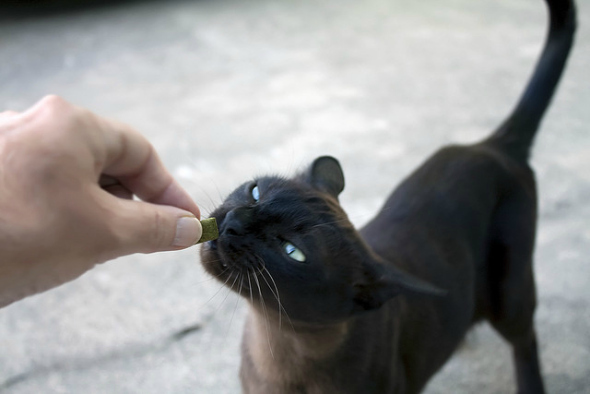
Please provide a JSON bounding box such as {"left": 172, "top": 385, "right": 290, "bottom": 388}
{"left": 352, "top": 260, "right": 446, "bottom": 312}
{"left": 307, "top": 156, "right": 345, "bottom": 198}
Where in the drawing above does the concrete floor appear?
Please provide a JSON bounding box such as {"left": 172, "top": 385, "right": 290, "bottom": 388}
{"left": 0, "top": 0, "right": 589, "bottom": 393}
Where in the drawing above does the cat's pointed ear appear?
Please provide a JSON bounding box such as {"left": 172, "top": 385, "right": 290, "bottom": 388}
{"left": 352, "top": 260, "right": 446, "bottom": 312}
{"left": 307, "top": 156, "right": 345, "bottom": 198}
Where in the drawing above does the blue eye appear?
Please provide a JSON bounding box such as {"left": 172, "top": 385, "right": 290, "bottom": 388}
{"left": 251, "top": 185, "right": 260, "bottom": 202}
{"left": 283, "top": 241, "right": 306, "bottom": 262}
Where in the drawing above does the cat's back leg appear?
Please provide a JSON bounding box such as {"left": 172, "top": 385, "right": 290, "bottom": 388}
{"left": 484, "top": 171, "right": 545, "bottom": 394}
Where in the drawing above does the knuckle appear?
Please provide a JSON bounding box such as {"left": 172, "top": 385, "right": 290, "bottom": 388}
{"left": 42, "top": 94, "right": 67, "bottom": 106}
{"left": 151, "top": 209, "right": 174, "bottom": 250}
{"left": 39, "top": 95, "right": 68, "bottom": 113}
{"left": 37, "top": 95, "right": 78, "bottom": 127}
{"left": 33, "top": 96, "right": 72, "bottom": 132}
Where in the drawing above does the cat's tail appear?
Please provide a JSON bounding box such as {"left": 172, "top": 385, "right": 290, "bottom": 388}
{"left": 484, "top": 0, "right": 576, "bottom": 162}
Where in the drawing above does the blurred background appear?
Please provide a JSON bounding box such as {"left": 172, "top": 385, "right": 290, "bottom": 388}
{"left": 0, "top": 0, "right": 588, "bottom": 393}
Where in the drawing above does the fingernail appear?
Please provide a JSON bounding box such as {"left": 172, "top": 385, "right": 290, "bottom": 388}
{"left": 173, "top": 216, "right": 202, "bottom": 248}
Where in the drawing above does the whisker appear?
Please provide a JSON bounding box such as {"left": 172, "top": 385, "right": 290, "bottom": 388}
{"left": 217, "top": 272, "right": 240, "bottom": 311}
{"left": 197, "top": 270, "right": 234, "bottom": 312}
{"left": 198, "top": 189, "right": 219, "bottom": 216}
{"left": 247, "top": 270, "right": 255, "bottom": 306}
{"left": 224, "top": 272, "right": 244, "bottom": 345}
{"left": 191, "top": 264, "right": 232, "bottom": 287}
{"left": 253, "top": 272, "right": 275, "bottom": 360}
{"left": 199, "top": 256, "right": 227, "bottom": 266}
{"left": 259, "top": 264, "right": 294, "bottom": 333}
{"left": 255, "top": 262, "right": 283, "bottom": 331}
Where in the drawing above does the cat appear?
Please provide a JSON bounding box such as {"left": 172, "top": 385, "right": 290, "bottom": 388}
{"left": 199, "top": 0, "right": 576, "bottom": 392}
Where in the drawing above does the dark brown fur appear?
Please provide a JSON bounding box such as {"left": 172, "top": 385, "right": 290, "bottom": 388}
{"left": 200, "top": 1, "right": 576, "bottom": 392}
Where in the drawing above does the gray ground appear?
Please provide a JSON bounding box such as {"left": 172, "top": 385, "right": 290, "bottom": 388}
{"left": 0, "top": 0, "right": 589, "bottom": 393}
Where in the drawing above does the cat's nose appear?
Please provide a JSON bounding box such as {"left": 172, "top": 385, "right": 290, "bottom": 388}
{"left": 222, "top": 207, "right": 254, "bottom": 236}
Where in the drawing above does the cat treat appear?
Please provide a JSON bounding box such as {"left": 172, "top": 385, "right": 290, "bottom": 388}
{"left": 197, "top": 218, "right": 218, "bottom": 244}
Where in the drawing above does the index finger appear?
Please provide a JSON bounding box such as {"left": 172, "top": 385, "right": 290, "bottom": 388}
{"left": 0, "top": 111, "right": 20, "bottom": 134}
{"left": 99, "top": 117, "right": 200, "bottom": 219}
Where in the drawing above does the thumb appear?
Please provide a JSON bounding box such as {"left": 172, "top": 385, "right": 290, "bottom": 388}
{"left": 108, "top": 198, "right": 203, "bottom": 255}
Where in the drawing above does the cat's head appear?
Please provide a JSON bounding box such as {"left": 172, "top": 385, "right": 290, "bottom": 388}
{"left": 200, "top": 156, "right": 442, "bottom": 325}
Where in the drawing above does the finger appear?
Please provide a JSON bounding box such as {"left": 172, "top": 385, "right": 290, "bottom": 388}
{"left": 98, "top": 118, "right": 200, "bottom": 219}
{"left": 105, "top": 196, "right": 203, "bottom": 255}
{"left": 99, "top": 175, "right": 133, "bottom": 199}
{"left": 20, "top": 95, "right": 71, "bottom": 121}
{"left": 8, "top": 95, "right": 75, "bottom": 137}
{"left": 103, "top": 184, "right": 134, "bottom": 200}
{"left": 22, "top": 95, "right": 199, "bottom": 217}
{"left": 0, "top": 110, "right": 19, "bottom": 119}
{"left": 0, "top": 111, "right": 21, "bottom": 134}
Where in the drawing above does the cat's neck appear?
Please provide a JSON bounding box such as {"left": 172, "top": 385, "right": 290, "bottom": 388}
{"left": 243, "top": 305, "right": 350, "bottom": 384}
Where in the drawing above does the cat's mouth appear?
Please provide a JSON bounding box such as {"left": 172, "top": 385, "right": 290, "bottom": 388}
{"left": 201, "top": 236, "right": 264, "bottom": 291}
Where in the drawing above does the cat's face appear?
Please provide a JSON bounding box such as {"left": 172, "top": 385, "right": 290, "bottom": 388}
{"left": 200, "top": 157, "right": 442, "bottom": 324}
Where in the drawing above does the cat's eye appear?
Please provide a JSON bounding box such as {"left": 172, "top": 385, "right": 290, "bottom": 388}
{"left": 283, "top": 241, "right": 306, "bottom": 262}
{"left": 251, "top": 185, "right": 260, "bottom": 202}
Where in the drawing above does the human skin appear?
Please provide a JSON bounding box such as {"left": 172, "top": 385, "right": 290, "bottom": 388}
{"left": 0, "top": 95, "right": 202, "bottom": 308}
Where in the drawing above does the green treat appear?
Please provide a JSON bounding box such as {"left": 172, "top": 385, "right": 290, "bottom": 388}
{"left": 197, "top": 217, "right": 219, "bottom": 244}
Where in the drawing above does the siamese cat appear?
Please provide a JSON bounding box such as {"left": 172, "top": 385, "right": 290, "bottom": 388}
{"left": 200, "top": 0, "right": 576, "bottom": 392}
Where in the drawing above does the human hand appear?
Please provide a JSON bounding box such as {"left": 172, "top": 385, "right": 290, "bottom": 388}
{"left": 0, "top": 95, "right": 202, "bottom": 307}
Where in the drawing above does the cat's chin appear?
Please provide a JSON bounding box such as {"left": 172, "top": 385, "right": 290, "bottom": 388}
{"left": 199, "top": 239, "right": 255, "bottom": 293}
{"left": 199, "top": 240, "right": 226, "bottom": 277}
